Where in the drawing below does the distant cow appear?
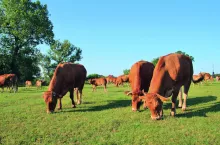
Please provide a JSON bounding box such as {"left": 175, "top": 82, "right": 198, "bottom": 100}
{"left": 43, "top": 62, "right": 87, "bottom": 113}
{"left": 36, "top": 80, "right": 44, "bottom": 89}
{"left": 216, "top": 76, "right": 220, "bottom": 81}
{"left": 139, "top": 53, "right": 202, "bottom": 120}
{"left": 115, "top": 75, "right": 129, "bottom": 87}
{"left": 25, "top": 81, "right": 32, "bottom": 88}
{"left": 106, "top": 76, "right": 117, "bottom": 84}
{"left": 0, "top": 74, "right": 18, "bottom": 93}
{"left": 201, "top": 72, "right": 213, "bottom": 82}
{"left": 89, "top": 78, "right": 107, "bottom": 92}
{"left": 192, "top": 73, "right": 204, "bottom": 85}
{"left": 126, "top": 60, "right": 155, "bottom": 111}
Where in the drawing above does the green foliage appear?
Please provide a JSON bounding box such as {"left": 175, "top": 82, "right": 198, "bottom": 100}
{"left": 41, "top": 39, "right": 83, "bottom": 79}
{"left": 151, "top": 57, "right": 159, "bottom": 66}
{"left": 151, "top": 51, "right": 194, "bottom": 66}
{"left": 48, "top": 40, "right": 82, "bottom": 64}
{"left": 123, "top": 69, "right": 130, "bottom": 75}
{"left": 87, "top": 74, "right": 104, "bottom": 80}
{"left": 0, "top": 83, "right": 220, "bottom": 144}
{"left": 0, "top": 0, "right": 54, "bottom": 82}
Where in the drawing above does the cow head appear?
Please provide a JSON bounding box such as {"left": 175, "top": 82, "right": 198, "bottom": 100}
{"left": 139, "top": 93, "right": 169, "bottom": 120}
{"left": 126, "top": 91, "right": 143, "bottom": 111}
{"left": 43, "top": 91, "right": 62, "bottom": 113}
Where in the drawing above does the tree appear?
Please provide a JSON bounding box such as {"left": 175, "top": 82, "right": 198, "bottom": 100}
{"left": 151, "top": 51, "right": 194, "bottom": 66}
{"left": 87, "top": 74, "right": 104, "bottom": 80}
{"left": 0, "top": 0, "right": 54, "bottom": 80}
{"left": 123, "top": 69, "right": 130, "bottom": 75}
{"left": 41, "top": 39, "right": 83, "bottom": 79}
{"left": 48, "top": 40, "right": 82, "bottom": 64}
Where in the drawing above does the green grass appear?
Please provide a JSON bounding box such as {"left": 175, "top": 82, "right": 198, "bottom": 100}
{"left": 1, "top": 82, "right": 220, "bottom": 145}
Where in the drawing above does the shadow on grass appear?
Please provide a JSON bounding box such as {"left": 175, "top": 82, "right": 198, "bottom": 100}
{"left": 176, "top": 102, "right": 220, "bottom": 118}
{"left": 63, "top": 99, "right": 131, "bottom": 113}
{"left": 163, "top": 96, "right": 217, "bottom": 110}
{"left": 163, "top": 95, "right": 220, "bottom": 118}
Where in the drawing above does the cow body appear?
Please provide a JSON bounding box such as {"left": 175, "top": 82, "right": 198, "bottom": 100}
{"left": 115, "top": 75, "right": 129, "bottom": 87}
{"left": 36, "top": 80, "right": 43, "bottom": 89}
{"left": 43, "top": 63, "right": 87, "bottom": 113}
{"left": 106, "top": 76, "right": 117, "bottom": 84}
{"left": 25, "top": 81, "right": 32, "bottom": 88}
{"left": 89, "top": 78, "right": 107, "bottom": 92}
{"left": 140, "top": 53, "right": 200, "bottom": 120}
{"left": 0, "top": 74, "right": 18, "bottom": 93}
{"left": 127, "top": 61, "right": 155, "bottom": 111}
{"left": 216, "top": 76, "right": 220, "bottom": 81}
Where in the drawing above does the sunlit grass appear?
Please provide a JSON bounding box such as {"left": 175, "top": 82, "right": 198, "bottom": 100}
{"left": 1, "top": 82, "right": 220, "bottom": 144}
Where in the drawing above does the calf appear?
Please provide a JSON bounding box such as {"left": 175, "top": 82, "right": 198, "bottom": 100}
{"left": 89, "top": 78, "right": 107, "bottom": 92}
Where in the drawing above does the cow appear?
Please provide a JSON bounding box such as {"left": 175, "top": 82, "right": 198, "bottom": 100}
{"left": 201, "top": 72, "right": 213, "bottom": 82}
{"left": 42, "top": 62, "right": 87, "bottom": 113}
{"left": 138, "top": 53, "right": 202, "bottom": 120}
{"left": 106, "top": 76, "right": 117, "bottom": 84}
{"left": 192, "top": 73, "right": 204, "bottom": 86}
{"left": 25, "top": 81, "right": 32, "bottom": 88}
{"left": 115, "top": 75, "right": 129, "bottom": 87}
{"left": 0, "top": 74, "right": 18, "bottom": 93}
{"left": 89, "top": 78, "right": 107, "bottom": 92}
{"left": 36, "top": 80, "right": 44, "bottom": 89}
{"left": 125, "top": 60, "right": 155, "bottom": 111}
{"left": 216, "top": 76, "right": 220, "bottom": 81}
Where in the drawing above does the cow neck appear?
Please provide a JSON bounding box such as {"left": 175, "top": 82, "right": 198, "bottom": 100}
{"left": 48, "top": 75, "right": 61, "bottom": 95}
{"left": 149, "top": 69, "right": 165, "bottom": 95}
{"left": 132, "top": 69, "right": 141, "bottom": 94}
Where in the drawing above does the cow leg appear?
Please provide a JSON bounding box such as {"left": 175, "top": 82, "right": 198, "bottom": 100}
{"left": 57, "top": 98, "right": 62, "bottom": 110}
{"left": 170, "top": 90, "right": 179, "bottom": 117}
{"left": 104, "top": 84, "right": 107, "bottom": 92}
{"left": 182, "top": 83, "right": 190, "bottom": 111}
{"left": 77, "top": 89, "right": 82, "bottom": 105}
{"left": 178, "top": 87, "right": 183, "bottom": 108}
{"left": 69, "top": 89, "right": 76, "bottom": 108}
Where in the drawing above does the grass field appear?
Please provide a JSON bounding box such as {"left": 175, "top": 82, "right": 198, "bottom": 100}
{"left": 1, "top": 82, "right": 220, "bottom": 145}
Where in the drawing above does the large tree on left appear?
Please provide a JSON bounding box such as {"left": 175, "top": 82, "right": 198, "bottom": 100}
{"left": 0, "top": 0, "right": 54, "bottom": 81}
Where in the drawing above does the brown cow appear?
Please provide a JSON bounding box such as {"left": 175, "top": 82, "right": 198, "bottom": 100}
{"left": 106, "top": 76, "right": 117, "bottom": 84}
{"left": 43, "top": 62, "right": 87, "bottom": 113}
{"left": 0, "top": 74, "right": 18, "bottom": 93}
{"left": 216, "top": 76, "right": 220, "bottom": 81}
{"left": 36, "top": 80, "right": 44, "bottom": 89}
{"left": 115, "top": 75, "right": 129, "bottom": 87}
{"left": 200, "top": 72, "right": 213, "bottom": 82}
{"left": 126, "top": 60, "right": 155, "bottom": 111}
{"left": 192, "top": 73, "right": 204, "bottom": 86}
{"left": 25, "top": 81, "right": 32, "bottom": 88}
{"left": 89, "top": 78, "right": 107, "bottom": 92}
{"left": 139, "top": 53, "right": 201, "bottom": 120}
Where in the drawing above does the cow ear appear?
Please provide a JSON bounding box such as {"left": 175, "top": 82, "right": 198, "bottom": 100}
{"left": 156, "top": 94, "right": 169, "bottom": 102}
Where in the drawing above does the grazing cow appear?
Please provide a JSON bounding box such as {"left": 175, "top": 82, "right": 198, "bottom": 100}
{"left": 126, "top": 60, "right": 155, "bottom": 111}
{"left": 139, "top": 53, "right": 202, "bottom": 120}
{"left": 42, "top": 62, "right": 87, "bottom": 113}
{"left": 89, "top": 78, "right": 107, "bottom": 92}
{"left": 36, "top": 80, "right": 44, "bottom": 89}
{"left": 25, "top": 81, "right": 32, "bottom": 88}
{"left": 0, "top": 74, "right": 18, "bottom": 93}
{"left": 115, "top": 75, "right": 129, "bottom": 87}
{"left": 200, "top": 72, "right": 213, "bottom": 82}
{"left": 192, "top": 73, "right": 204, "bottom": 86}
{"left": 106, "top": 76, "right": 117, "bottom": 84}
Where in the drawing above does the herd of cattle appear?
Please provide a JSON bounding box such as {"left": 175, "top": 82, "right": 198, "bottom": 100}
{"left": 0, "top": 53, "right": 219, "bottom": 120}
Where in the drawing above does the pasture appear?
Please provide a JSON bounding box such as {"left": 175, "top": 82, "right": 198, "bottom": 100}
{"left": 1, "top": 82, "right": 220, "bottom": 145}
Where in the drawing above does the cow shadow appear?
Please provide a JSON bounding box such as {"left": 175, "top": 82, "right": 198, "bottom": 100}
{"left": 63, "top": 99, "right": 131, "bottom": 113}
{"left": 163, "top": 96, "right": 217, "bottom": 110}
{"left": 162, "top": 96, "right": 220, "bottom": 118}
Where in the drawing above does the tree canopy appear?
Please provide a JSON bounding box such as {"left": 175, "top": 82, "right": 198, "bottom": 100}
{"left": 0, "top": 0, "right": 54, "bottom": 82}
{"left": 123, "top": 69, "right": 130, "bottom": 75}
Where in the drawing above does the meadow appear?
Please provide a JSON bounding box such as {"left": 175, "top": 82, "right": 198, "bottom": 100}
{"left": 0, "top": 82, "right": 220, "bottom": 145}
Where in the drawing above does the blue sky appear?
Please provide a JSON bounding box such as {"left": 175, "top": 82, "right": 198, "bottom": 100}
{"left": 38, "top": 0, "right": 220, "bottom": 76}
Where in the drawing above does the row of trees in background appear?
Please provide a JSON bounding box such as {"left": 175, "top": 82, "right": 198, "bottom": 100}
{"left": 0, "top": 0, "right": 82, "bottom": 83}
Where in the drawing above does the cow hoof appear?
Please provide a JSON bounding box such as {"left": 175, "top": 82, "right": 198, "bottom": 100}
{"left": 182, "top": 107, "right": 186, "bottom": 111}
{"left": 57, "top": 108, "right": 62, "bottom": 110}
{"left": 178, "top": 105, "right": 182, "bottom": 108}
{"left": 72, "top": 105, "right": 76, "bottom": 108}
{"left": 170, "top": 111, "right": 176, "bottom": 117}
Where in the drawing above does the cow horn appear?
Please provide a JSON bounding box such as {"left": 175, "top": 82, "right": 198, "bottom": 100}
{"left": 126, "top": 91, "right": 132, "bottom": 96}
{"left": 156, "top": 94, "right": 169, "bottom": 102}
